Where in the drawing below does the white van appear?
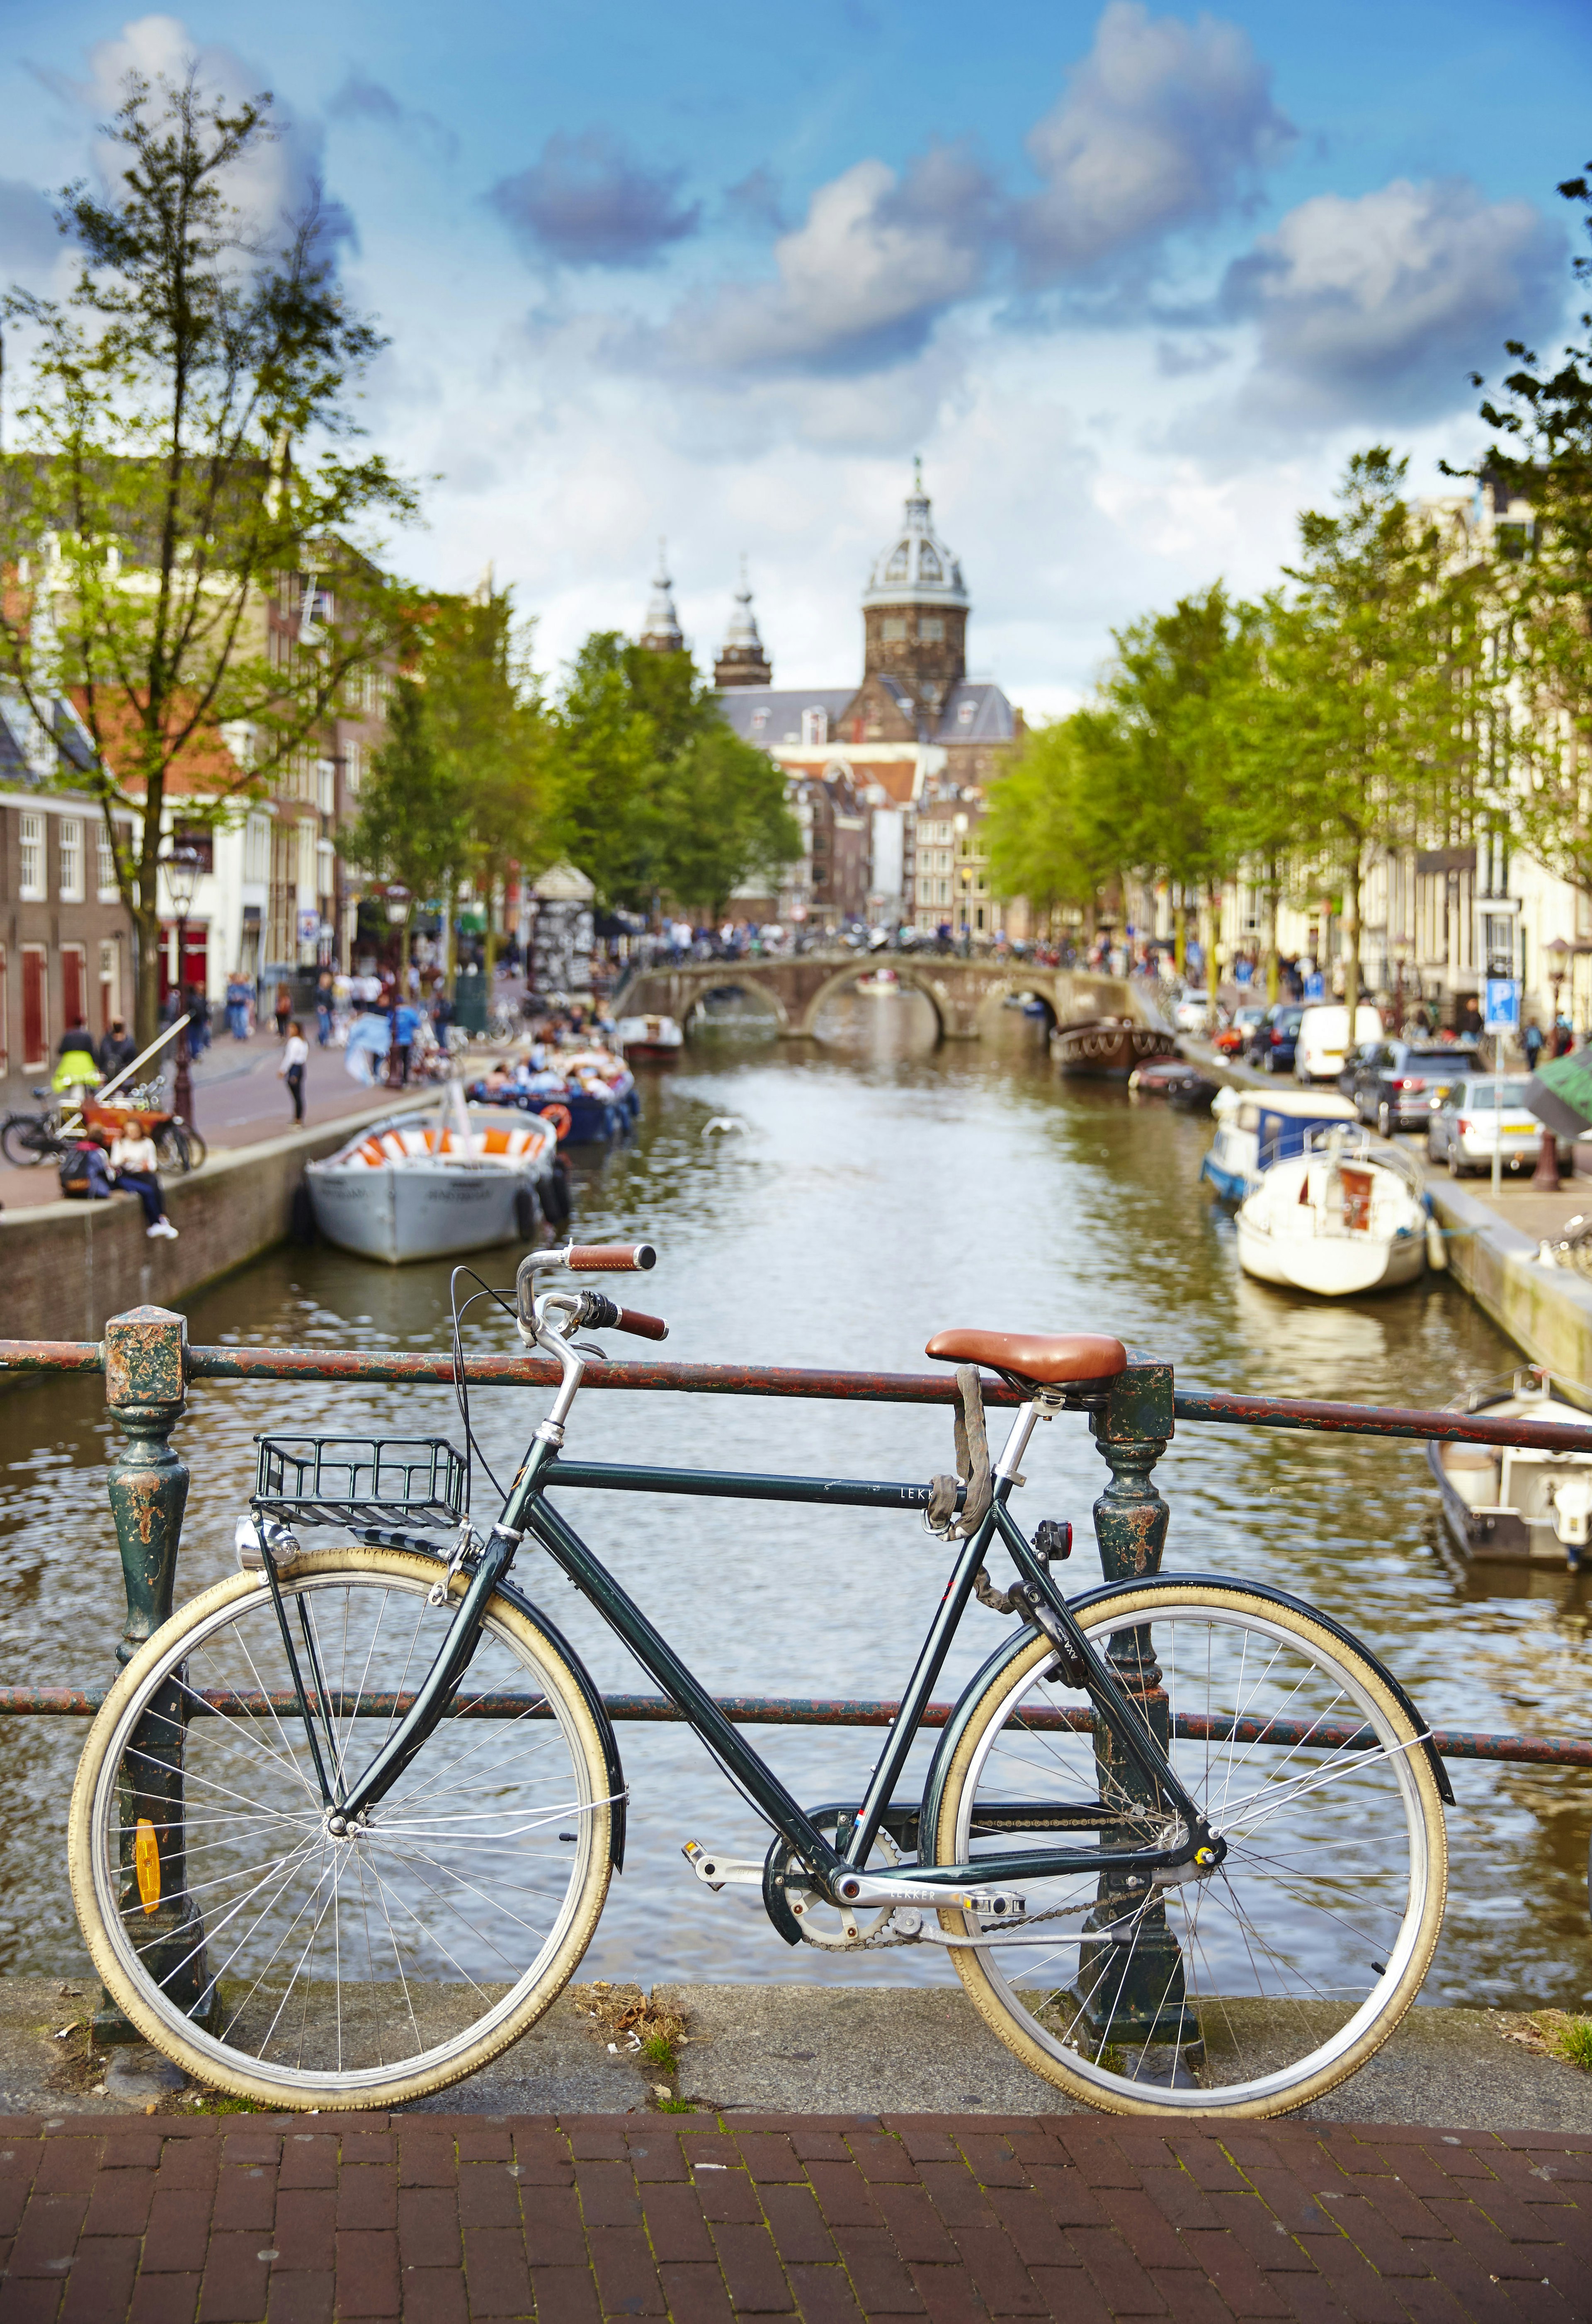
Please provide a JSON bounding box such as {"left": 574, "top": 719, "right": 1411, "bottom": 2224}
{"left": 1295, "top": 1003, "right": 1383, "bottom": 1084}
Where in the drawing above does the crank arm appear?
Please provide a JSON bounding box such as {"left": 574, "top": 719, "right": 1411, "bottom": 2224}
{"left": 837, "top": 1871, "right": 1029, "bottom": 1917}
{"left": 683, "top": 1841, "right": 765, "bottom": 1891}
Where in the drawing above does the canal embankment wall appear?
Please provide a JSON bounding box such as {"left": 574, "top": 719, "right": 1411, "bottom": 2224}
{"left": 0, "top": 1096, "right": 399, "bottom": 1344}
{"left": 1426, "top": 1179, "right": 1592, "bottom": 1389}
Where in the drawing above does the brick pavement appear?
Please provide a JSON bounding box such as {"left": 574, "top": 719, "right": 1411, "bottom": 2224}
{"left": 0, "top": 2110, "right": 1583, "bottom": 2322}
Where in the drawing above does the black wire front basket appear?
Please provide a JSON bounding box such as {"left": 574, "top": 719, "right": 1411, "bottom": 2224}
{"left": 252, "top": 1436, "right": 467, "bottom": 1530}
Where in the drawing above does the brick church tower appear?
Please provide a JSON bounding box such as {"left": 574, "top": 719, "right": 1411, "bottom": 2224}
{"left": 713, "top": 560, "right": 773, "bottom": 688}
{"left": 857, "top": 461, "right": 968, "bottom": 727}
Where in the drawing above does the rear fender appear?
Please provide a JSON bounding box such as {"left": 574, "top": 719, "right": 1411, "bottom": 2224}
{"left": 919, "top": 1570, "right": 1453, "bottom": 1857}
{"left": 494, "top": 1576, "right": 628, "bottom": 1870}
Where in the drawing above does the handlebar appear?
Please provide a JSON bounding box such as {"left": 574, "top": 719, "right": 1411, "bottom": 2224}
{"left": 563, "top": 1243, "right": 657, "bottom": 1272}
{"left": 580, "top": 1293, "right": 669, "bottom": 1342}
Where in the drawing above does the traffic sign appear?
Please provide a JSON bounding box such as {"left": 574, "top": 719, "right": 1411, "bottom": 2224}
{"left": 1484, "top": 977, "right": 1519, "bottom": 1033}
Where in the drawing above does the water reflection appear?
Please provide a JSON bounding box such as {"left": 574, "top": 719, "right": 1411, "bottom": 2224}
{"left": 1, "top": 995, "right": 1588, "bottom": 2006}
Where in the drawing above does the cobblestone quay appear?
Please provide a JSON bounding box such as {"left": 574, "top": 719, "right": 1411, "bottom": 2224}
{"left": 0, "top": 2107, "right": 1584, "bottom": 2320}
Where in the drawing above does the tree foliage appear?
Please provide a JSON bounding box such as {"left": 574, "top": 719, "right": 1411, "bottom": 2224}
{"left": 0, "top": 66, "right": 413, "bottom": 1036}
{"left": 550, "top": 637, "right": 798, "bottom": 915}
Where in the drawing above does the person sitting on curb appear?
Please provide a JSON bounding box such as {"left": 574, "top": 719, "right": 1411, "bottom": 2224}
{"left": 109, "top": 1122, "right": 177, "bottom": 1238}
{"left": 59, "top": 1126, "right": 114, "bottom": 1201}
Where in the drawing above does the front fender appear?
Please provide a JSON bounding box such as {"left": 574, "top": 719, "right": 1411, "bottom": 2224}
{"left": 495, "top": 1576, "right": 628, "bottom": 1870}
{"left": 919, "top": 1569, "right": 1452, "bottom": 1857}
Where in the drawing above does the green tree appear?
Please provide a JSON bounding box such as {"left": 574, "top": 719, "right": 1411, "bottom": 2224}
{"left": 0, "top": 67, "right": 413, "bottom": 1039}
{"left": 342, "top": 677, "right": 467, "bottom": 955}
{"left": 552, "top": 636, "right": 797, "bottom": 915}
{"left": 1463, "top": 167, "right": 1592, "bottom": 894}
{"left": 1245, "top": 449, "right": 1476, "bottom": 1021}
{"left": 986, "top": 707, "right": 1135, "bottom": 930}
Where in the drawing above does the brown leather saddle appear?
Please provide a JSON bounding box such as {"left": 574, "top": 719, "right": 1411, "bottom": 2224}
{"left": 925, "top": 1329, "right": 1126, "bottom": 1387}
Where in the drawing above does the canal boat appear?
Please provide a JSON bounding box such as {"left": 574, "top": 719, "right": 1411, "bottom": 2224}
{"left": 1200, "top": 1088, "right": 1359, "bottom": 1204}
{"left": 616, "top": 1013, "right": 684, "bottom": 1063}
{"left": 1128, "top": 1057, "right": 1218, "bottom": 1109}
{"left": 1051, "top": 1017, "right": 1180, "bottom": 1078}
{"left": 304, "top": 1093, "right": 563, "bottom": 1264}
{"left": 1235, "top": 1127, "right": 1429, "bottom": 1297}
{"left": 1428, "top": 1369, "right": 1592, "bottom": 1570}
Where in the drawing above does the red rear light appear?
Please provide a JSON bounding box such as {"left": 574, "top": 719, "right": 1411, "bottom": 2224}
{"left": 1272, "top": 1030, "right": 1285, "bottom": 1044}
{"left": 1391, "top": 1077, "right": 1426, "bottom": 1091}
{"left": 1457, "top": 1118, "right": 1473, "bottom": 1136}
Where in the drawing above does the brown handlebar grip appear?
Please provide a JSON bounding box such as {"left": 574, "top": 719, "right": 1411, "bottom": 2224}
{"left": 615, "top": 1308, "right": 669, "bottom": 1342}
{"left": 563, "top": 1243, "right": 657, "bottom": 1273}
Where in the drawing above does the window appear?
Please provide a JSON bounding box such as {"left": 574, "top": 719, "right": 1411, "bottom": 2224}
{"left": 97, "top": 826, "right": 119, "bottom": 900}
{"left": 21, "top": 945, "right": 46, "bottom": 1065}
{"left": 345, "top": 738, "right": 364, "bottom": 796}
{"left": 98, "top": 939, "right": 118, "bottom": 1030}
{"left": 58, "top": 818, "right": 83, "bottom": 901}
{"left": 920, "top": 617, "right": 944, "bottom": 643}
{"left": 801, "top": 708, "right": 828, "bottom": 748}
{"left": 956, "top": 697, "right": 975, "bottom": 726}
{"left": 61, "top": 944, "right": 86, "bottom": 1029}
{"left": 18, "top": 813, "right": 44, "bottom": 900}
{"left": 317, "top": 757, "right": 335, "bottom": 815}
{"left": 750, "top": 708, "right": 768, "bottom": 733}
{"left": 298, "top": 819, "right": 318, "bottom": 895}
{"left": 919, "top": 546, "right": 942, "bottom": 582}
{"left": 244, "top": 814, "right": 270, "bottom": 883}
{"left": 881, "top": 617, "right": 907, "bottom": 643}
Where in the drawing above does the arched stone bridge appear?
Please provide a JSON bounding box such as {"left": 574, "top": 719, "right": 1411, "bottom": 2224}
{"left": 612, "top": 951, "right": 1170, "bottom": 1043}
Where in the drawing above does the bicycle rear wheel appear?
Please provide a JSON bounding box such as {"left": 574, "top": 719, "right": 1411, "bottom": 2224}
{"left": 930, "top": 1579, "right": 1446, "bottom": 2118}
{"left": 70, "top": 1547, "right": 615, "bottom": 2110}
{"left": 0, "top": 1116, "right": 52, "bottom": 1166}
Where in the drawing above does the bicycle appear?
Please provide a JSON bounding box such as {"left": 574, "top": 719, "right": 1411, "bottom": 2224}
{"left": 0, "top": 1096, "right": 67, "bottom": 1167}
{"left": 69, "top": 1245, "right": 1450, "bottom": 2118}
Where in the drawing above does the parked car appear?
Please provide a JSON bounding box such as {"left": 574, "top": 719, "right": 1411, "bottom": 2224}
{"left": 1427, "top": 1075, "right": 1546, "bottom": 1176}
{"left": 1173, "top": 990, "right": 1214, "bottom": 1032}
{"left": 1216, "top": 1004, "right": 1265, "bottom": 1057}
{"left": 1351, "top": 1040, "right": 1480, "bottom": 1134}
{"left": 1294, "top": 1004, "right": 1385, "bottom": 1085}
{"left": 1246, "top": 1004, "right": 1305, "bottom": 1075}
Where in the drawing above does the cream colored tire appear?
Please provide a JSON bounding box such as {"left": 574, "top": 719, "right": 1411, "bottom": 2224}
{"left": 70, "top": 1548, "right": 614, "bottom": 2111}
{"left": 931, "top": 1581, "right": 1446, "bottom": 2119}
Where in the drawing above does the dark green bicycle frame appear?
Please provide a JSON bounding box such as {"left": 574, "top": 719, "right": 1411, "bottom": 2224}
{"left": 310, "top": 1424, "right": 1213, "bottom": 1905}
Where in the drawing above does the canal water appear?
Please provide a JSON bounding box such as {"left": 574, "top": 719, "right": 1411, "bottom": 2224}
{"left": 3, "top": 993, "right": 1590, "bottom": 2008}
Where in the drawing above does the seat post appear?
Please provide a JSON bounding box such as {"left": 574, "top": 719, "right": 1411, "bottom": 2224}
{"left": 1073, "top": 1354, "right": 1199, "bottom": 2077}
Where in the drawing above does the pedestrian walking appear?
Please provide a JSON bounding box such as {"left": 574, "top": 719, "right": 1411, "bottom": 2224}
{"left": 273, "top": 983, "right": 292, "bottom": 1040}
{"left": 1524, "top": 1018, "right": 1545, "bottom": 1069}
{"left": 226, "top": 973, "right": 252, "bottom": 1041}
{"left": 315, "top": 969, "right": 334, "bottom": 1047}
{"left": 392, "top": 999, "right": 419, "bottom": 1086}
{"left": 109, "top": 1124, "right": 177, "bottom": 1239}
{"left": 280, "top": 1021, "right": 308, "bottom": 1122}
{"left": 97, "top": 1019, "right": 136, "bottom": 1078}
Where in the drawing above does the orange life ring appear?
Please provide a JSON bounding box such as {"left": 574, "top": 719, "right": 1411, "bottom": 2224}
{"left": 542, "top": 1102, "right": 573, "bottom": 1143}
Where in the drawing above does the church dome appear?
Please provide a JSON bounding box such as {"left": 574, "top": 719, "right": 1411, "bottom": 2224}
{"left": 862, "top": 461, "right": 968, "bottom": 610}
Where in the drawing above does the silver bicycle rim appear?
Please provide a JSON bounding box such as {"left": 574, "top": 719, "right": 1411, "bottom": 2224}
{"left": 87, "top": 1567, "right": 600, "bottom": 2098}
{"left": 951, "top": 1600, "right": 1434, "bottom": 2110}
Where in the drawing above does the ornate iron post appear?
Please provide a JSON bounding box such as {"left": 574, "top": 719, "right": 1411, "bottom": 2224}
{"left": 1073, "top": 1354, "right": 1200, "bottom": 2077}
{"left": 95, "top": 1306, "right": 212, "bottom": 2043}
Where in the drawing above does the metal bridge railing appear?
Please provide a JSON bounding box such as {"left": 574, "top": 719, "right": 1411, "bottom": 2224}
{"left": 1, "top": 1302, "right": 1588, "bottom": 1772}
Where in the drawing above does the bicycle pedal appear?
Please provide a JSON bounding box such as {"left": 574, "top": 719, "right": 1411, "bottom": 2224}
{"left": 682, "top": 1840, "right": 762, "bottom": 1892}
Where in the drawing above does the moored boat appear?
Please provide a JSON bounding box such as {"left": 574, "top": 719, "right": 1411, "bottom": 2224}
{"left": 616, "top": 1013, "right": 683, "bottom": 1063}
{"left": 1128, "top": 1057, "right": 1218, "bottom": 1109}
{"left": 1235, "top": 1127, "right": 1429, "bottom": 1297}
{"left": 1428, "top": 1369, "right": 1592, "bottom": 1570}
{"left": 304, "top": 1097, "right": 563, "bottom": 1264}
{"left": 1052, "top": 1017, "right": 1179, "bottom": 1078}
{"left": 1200, "top": 1089, "right": 1358, "bottom": 1204}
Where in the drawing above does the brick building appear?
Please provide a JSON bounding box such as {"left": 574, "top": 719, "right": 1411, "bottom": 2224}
{"left": 0, "top": 696, "right": 136, "bottom": 1096}
{"left": 712, "top": 468, "right": 1021, "bottom": 936}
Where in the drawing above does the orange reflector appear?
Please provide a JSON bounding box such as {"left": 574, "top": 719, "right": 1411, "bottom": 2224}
{"left": 134, "top": 1819, "right": 161, "bottom": 1915}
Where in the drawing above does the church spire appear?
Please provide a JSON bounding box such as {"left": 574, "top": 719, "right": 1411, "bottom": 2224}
{"left": 713, "top": 556, "right": 772, "bottom": 688}
{"left": 639, "top": 540, "right": 684, "bottom": 654}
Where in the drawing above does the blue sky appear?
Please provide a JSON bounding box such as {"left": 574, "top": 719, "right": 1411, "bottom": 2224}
{"left": 2, "top": 1, "right": 1589, "bottom": 713}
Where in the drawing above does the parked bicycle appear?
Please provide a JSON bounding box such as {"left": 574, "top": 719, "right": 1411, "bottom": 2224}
{"left": 70, "top": 1247, "right": 1450, "bottom": 2118}
{"left": 0, "top": 1075, "right": 206, "bottom": 1174}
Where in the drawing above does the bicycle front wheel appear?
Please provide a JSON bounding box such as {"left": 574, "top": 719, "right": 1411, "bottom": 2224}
{"left": 70, "top": 1548, "right": 615, "bottom": 2110}
{"left": 931, "top": 1579, "right": 1446, "bottom": 2118}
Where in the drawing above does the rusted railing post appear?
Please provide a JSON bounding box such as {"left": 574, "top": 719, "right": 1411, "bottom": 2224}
{"left": 94, "top": 1306, "right": 213, "bottom": 2043}
{"left": 1074, "top": 1354, "right": 1196, "bottom": 2077}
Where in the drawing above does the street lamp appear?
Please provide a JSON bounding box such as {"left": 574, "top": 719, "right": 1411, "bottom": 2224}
{"left": 1545, "top": 935, "right": 1573, "bottom": 1039}
{"left": 162, "top": 844, "right": 203, "bottom": 1128}
{"left": 959, "top": 865, "right": 973, "bottom": 957}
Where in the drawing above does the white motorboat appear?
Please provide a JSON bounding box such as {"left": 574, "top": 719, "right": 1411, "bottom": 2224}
{"left": 1200, "top": 1088, "right": 1359, "bottom": 1204}
{"left": 1235, "top": 1126, "right": 1432, "bottom": 1297}
{"left": 616, "top": 1014, "right": 684, "bottom": 1063}
{"left": 1428, "top": 1368, "right": 1592, "bottom": 1570}
{"left": 304, "top": 1091, "right": 563, "bottom": 1264}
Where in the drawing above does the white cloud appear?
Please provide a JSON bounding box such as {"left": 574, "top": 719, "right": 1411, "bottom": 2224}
{"left": 1223, "top": 177, "right": 1565, "bottom": 422}
{"left": 79, "top": 15, "right": 352, "bottom": 261}
{"left": 1014, "top": 0, "right": 1294, "bottom": 281}
{"left": 667, "top": 146, "right": 994, "bottom": 377}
